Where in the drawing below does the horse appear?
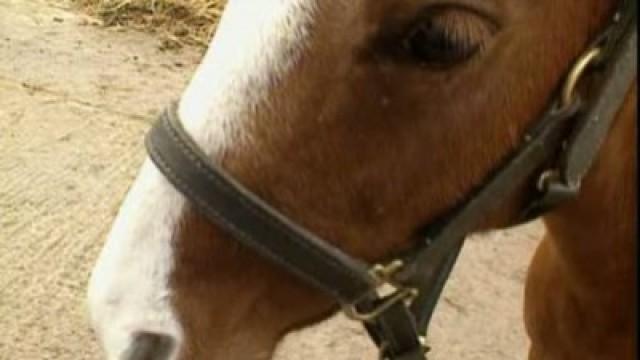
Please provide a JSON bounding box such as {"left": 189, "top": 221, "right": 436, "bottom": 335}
{"left": 87, "top": 0, "right": 637, "bottom": 359}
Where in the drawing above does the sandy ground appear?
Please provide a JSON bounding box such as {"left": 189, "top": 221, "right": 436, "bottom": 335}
{"left": 0, "top": 0, "right": 544, "bottom": 359}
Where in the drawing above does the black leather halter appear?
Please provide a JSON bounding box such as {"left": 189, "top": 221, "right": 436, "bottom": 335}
{"left": 145, "top": 3, "right": 636, "bottom": 359}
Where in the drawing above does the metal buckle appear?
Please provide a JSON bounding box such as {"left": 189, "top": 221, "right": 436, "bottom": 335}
{"left": 343, "top": 260, "right": 418, "bottom": 322}
{"left": 344, "top": 287, "right": 419, "bottom": 322}
{"left": 370, "top": 260, "right": 406, "bottom": 287}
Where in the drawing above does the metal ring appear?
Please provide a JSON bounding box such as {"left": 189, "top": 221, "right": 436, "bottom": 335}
{"left": 560, "top": 47, "right": 602, "bottom": 109}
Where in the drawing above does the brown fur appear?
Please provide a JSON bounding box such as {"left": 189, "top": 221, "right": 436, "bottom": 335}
{"left": 526, "top": 85, "right": 637, "bottom": 359}
{"left": 167, "top": 1, "right": 635, "bottom": 359}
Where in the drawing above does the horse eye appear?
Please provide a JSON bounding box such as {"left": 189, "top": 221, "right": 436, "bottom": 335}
{"left": 403, "top": 9, "right": 493, "bottom": 66}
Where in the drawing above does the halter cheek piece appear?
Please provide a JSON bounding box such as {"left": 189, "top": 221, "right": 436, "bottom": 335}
{"left": 145, "top": 3, "right": 636, "bottom": 359}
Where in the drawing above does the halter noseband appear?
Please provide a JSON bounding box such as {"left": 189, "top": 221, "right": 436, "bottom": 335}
{"left": 145, "top": 3, "right": 636, "bottom": 359}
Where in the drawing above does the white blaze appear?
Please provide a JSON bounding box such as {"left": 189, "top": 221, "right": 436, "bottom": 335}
{"left": 87, "top": 0, "right": 315, "bottom": 359}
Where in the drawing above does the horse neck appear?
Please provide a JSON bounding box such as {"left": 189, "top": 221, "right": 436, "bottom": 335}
{"left": 543, "top": 83, "right": 636, "bottom": 304}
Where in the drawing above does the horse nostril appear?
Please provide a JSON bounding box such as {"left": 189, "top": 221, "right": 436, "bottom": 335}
{"left": 123, "top": 331, "right": 175, "bottom": 360}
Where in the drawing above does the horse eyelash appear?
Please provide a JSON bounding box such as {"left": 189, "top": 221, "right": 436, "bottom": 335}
{"left": 403, "top": 8, "right": 495, "bottom": 65}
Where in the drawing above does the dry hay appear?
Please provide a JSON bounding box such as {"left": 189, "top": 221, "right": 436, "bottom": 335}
{"left": 71, "top": 0, "right": 226, "bottom": 48}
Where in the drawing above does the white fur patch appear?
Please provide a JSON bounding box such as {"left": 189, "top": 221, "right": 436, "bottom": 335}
{"left": 179, "top": 0, "right": 315, "bottom": 156}
{"left": 87, "top": 0, "right": 315, "bottom": 359}
{"left": 88, "top": 160, "right": 185, "bottom": 359}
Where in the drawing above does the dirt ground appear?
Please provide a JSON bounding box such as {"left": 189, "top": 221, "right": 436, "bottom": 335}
{"left": 0, "top": 0, "right": 544, "bottom": 359}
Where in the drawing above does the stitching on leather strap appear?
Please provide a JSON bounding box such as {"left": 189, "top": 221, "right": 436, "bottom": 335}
{"left": 147, "top": 107, "right": 374, "bottom": 303}
{"left": 160, "top": 112, "right": 369, "bottom": 290}
{"left": 147, "top": 130, "right": 346, "bottom": 300}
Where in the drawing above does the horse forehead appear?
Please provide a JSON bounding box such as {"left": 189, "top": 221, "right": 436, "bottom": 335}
{"left": 178, "top": 0, "right": 320, "bottom": 158}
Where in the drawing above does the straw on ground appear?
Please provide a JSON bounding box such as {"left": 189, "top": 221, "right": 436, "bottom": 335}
{"left": 71, "top": 0, "right": 226, "bottom": 47}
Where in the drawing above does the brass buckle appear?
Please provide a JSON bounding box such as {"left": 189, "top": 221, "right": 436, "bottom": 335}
{"left": 344, "top": 287, "right": 419, "bottom": 322}
{"left": 343, "top": 260, "right": 418, "bottom": 322}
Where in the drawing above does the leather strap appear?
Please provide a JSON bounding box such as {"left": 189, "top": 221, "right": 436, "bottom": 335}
{"left": 146, "top": 107, "right": 378, "bottom": 306}
{"left": 410, "top": 242, "right": 463, "bottom": 333}
{"left": 399, "top": 4, "right": 637, "bottom": 336}
{"left": 364, "top": 303, "right": 425, "bottom": 360}
{"left": 147, "top": 105, "right": 430, "bottom": 360}
{"left": 521, "top": 4, "right": 637, "bottom": 219}
{"left": 599, "top": 0, "right": 636, "bottom": 64}
{"left": 557, "top": 16, "right": 637, "bottom": 192}
{"left": 393, "top": 102, "right": 582, "bottom": 336}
